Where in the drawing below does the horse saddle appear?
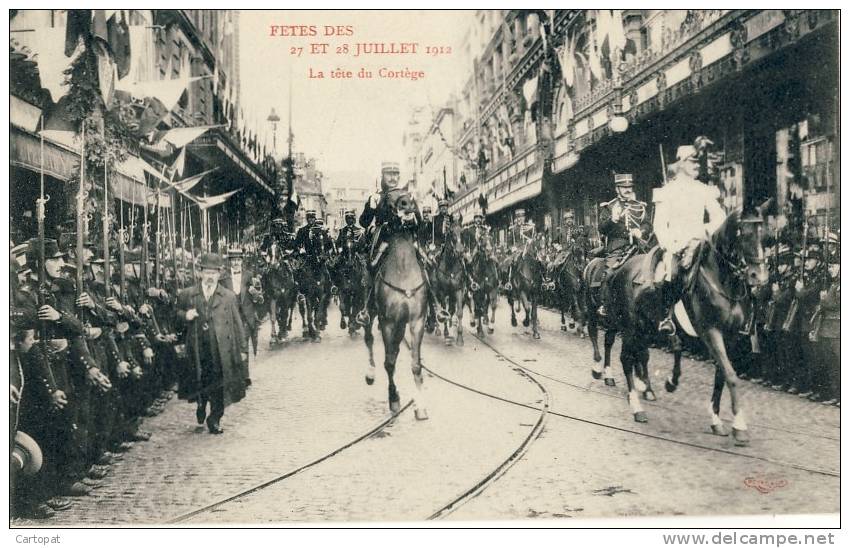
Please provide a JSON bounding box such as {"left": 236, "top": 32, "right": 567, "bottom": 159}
{"left": 633, "top": 245, "right": 664, "bottom": 286}
{"left": 585, "top": 257, "right": 607, "bottom": 289}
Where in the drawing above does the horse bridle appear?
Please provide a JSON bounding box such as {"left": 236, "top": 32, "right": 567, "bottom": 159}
{"left": 699, "top": 221, "right": 766, "bottom": 302}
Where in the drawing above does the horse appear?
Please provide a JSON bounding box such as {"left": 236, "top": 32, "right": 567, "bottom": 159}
{"left": 433, "top": 221, "right": 468, "bottom": 346}
{"left": 332, "top": 237, "right": 368, "bottom": 335}
{"left": 362, "top": 191, "right": 429, "bottom": 420}
{"left": 604, "top": 203, "right": 770, "bottom": 446}
{"left": 261, "top": 243, "right": 298, "bottom": 346}
{"left": 507, "top": 234, "right": 545, "bottom": 339}
{"left": 548, "top": 240, "right": 590, "bottom": 336}
{"left": 468, "top": 238, "right": 500, "bottom": 337}
{"left": 291, "top": 251, "right": 326, "bottom": 342}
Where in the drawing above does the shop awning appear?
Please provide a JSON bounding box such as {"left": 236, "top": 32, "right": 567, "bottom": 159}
{"left": 10, "top": 125, "right": 171, "bottom": 208}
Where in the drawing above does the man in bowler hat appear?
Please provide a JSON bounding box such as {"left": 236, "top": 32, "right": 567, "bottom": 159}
{"left": 176, "top": 253, "right": 248, "bottom": 434}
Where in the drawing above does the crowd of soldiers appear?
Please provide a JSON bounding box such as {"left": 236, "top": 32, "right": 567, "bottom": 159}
{"left": 10, "top": 229, "right": 263, "bottom": 519}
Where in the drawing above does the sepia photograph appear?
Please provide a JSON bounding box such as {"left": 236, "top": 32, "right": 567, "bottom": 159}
{"left": 6, "top": 6, "right": 842, "bottom": 532}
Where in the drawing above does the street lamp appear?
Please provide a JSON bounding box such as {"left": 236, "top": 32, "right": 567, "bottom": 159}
{"left": 267, "top": 108, "right": 281, "bottom": 153}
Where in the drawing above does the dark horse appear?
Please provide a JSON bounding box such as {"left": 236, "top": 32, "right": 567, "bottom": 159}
{"left": 507, "top": 235, "right": 544, "bottom": 339}
{"left": 550, "top": 241, "right": 590, "bottom": 336}
{"left": 433, "top": 222, "right": 468, "bottom": 346}
{"left": 292, "top": 251, "right": 328, "bottom": 342}
{"left": 261, "top": 243, "right": 297, "bottom": 346}
{"left": 468, "top": 238, "right": 500, "bottom": 338}
{"left": 332, "top": 238, "right": 367, "bottom": 335}
{"left": 604, "top": 204, "right": 770, "bottom": 445}
{"left": 363, "top": 191, "right": 429, "bottom": 420}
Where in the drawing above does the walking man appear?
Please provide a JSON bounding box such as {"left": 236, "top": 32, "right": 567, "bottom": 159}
{"left": 177, "top": 253, "right": 248, "bottom": 434}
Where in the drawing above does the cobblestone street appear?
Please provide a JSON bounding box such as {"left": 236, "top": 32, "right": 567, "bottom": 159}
{"left": 16, "top": 301, "right": 839, "bottom": 526}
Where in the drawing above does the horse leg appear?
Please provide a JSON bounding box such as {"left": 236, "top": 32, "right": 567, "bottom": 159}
{"left": 409, "top": 316, "right": 428, "bottom": 420}
{"left": 521, "top": 292, "right": 531, "bottom": 328}
{"left": 639, "top": 344, "right": 656, "bottom": 401}
{"left": 622, "top": 334, "right": 647, "bottom": 423}
{"left": 708, "top": 364, "right": 728, "bottom": 436}
{"left": 508, "top": 292, "right": 517, "bottom": 327}
{"left": 269, "top": 299, "right": 278, "bottom": 344}
{"left": 455, "top": 290, "right": 465, "bottom": 346}
{"left": 340, "top": 291, "right": 348, "bottom": 330}
{"left": 363, "top": 317, "right": 376, "bottom": 385}
{"left": 588, "top": 310, "right": 603, "bottom": 370}
{"left": 666, "top": 334, "right": 683, "bottom": 392}
{"left": 703, "top": 327, "right": 748, "bottom": 445}
{"left": 381, "top": 321, "right": 404, "bottom": 414}
{"left": 529, "top": 294, "right": 540, "bottom": 339}
{"left": 488, "top": 290, "right": 497, "bottom": 334}
{"left": 560, "top": 307, "right": 567, "bottom": 331}
{"left": 603, "top": 329, "right": 617, "bottom": 386}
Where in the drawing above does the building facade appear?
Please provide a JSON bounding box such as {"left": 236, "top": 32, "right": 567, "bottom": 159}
{"left": 9, "top": 9, "right": 277, "bottom": 253}
{"left": 448, "top": 9, "right": 839, "bottom": 246}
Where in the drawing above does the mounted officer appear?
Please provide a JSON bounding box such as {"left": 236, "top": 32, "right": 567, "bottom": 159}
{"left": 652, "top": 145, "right": 727, "bottom": 334}
{"left": 462, "top": 211, "right": 491, "bottom": 258}
{"left": 418, "top": 205, "right": 435, "bottom": 250}
{"left": 294, "top": 210, "right": 333, "bottom": 264}
{"left": 260, "top": 218, "right": 295, "bottom": 264}
{"left": 430, "top": 199, "right": 452, "bottom": 250}
{"left": 359, "top": 161, "right": 422, "bottom": 268}
{"left": 595, "top": 173, "right": 651, "bottom": 318}
{"left": 336, "top": 209, "right": 365, "bottom": 253}
{"left": 356, "top": 161, "right": 426, "bottom": 325}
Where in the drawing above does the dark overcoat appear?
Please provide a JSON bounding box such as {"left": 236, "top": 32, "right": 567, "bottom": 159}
{"left": 176, "top": 283, "right": 247, "bottom": 406}
{"left": 221, "top": 268, "right": 263, "bottom": 333}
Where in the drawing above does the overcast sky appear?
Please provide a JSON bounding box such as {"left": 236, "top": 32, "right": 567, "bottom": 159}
{"left": 239, "top": 10, "right": 473, "bottom": 189}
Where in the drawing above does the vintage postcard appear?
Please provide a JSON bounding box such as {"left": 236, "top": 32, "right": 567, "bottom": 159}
{"left": 7, "top": 8, "right": 841, "bottom": 533}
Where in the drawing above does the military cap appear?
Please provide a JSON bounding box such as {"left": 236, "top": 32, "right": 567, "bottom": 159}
{"left": 474, "top": 212, "right": 484, "bottom": 220}
{"left": 614, "top": 173, "right": 634, "bottom": 187}
{"left": 422, "top": 206, "right": 432, "bottom": 214}
{"left": 437, "top": 199, "right": 449, "bottom": 207}
{"left": 227, "top": 247, "right": 244, "bottom": 259}
{"left": 305, "top": 209, "right": 317, "bottom": 217}
{"left": 344, "top": 209, "right": 356, "bottom": 217}
{"left": 381, "top": 161, "right": 400, "bottom": 173}
{"left": 676, "top": 145, "right": 698, "bottom": 163}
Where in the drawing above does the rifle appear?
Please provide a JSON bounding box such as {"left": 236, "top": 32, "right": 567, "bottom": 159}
{"left": 781, "top": 216, "right": 807, "bottom": 332}
{"left": 75, "top": 123, "right": 87, "bottom": 326}
{"left": 36, "top": 116, "right": 58, "bottom": 391}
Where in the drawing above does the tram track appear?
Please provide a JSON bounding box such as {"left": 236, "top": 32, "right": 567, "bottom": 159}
{"left": 525, "top": 308, "right": 840, "bottom": 442}
{"left": 422, "top": 332, "right": 838, "bottom": 481}
{"left": 167, "top": 399, "right": 414, "bottom": 524}
{"left": 423, "top": 355, "right": 549, "bottom": 520}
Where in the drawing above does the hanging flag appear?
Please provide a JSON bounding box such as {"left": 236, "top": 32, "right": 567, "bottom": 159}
{"left": 168, "top": 169, "right": 218, "bottom": 194}
{"left": 114, "top": 75, "right": 204, "bottom": 135}
{"left": 91, "top": 10, "right": 109, "bottom": 43}
{"left": 65, "top": 10, "right": 92, "bottom": 57}
{"left": 92, "top": 39, "right": 116, "bottom": 106}
{"left": 20, "top": 26, "right": 85, "bottom": 103}
{"left": 193, "top": 189, "right": 241, "bottom": 210}
{"left": 522, "top": 74, "right": 539, "bottom": 110}
{"left": 170, "top": 146, "right": 186, "bottom": 179}
{"left": 118, "top": 26, "right": 154, "bottom": 86}
{"left": 160, "top": 124, "right": 221, "bottom": 148}
{"left": 107, "top": 10, "right": 131, "bottom": 79}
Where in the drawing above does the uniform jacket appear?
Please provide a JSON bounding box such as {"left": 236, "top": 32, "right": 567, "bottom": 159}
{"left": 176, "top": 283, "right": 248, "bottom": 406}
{"left": 653, "top": 176, "right": 725, "bottom": 253}
{"left": 599, "top": 198, "right": 649, "bottom": 254}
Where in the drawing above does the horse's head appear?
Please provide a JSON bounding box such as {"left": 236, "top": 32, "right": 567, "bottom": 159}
{"left": 387, "top": 189, "right": 417, "bottom": 225}
{"left": 717, "top": 199, "right": 772, "bottom": 287}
